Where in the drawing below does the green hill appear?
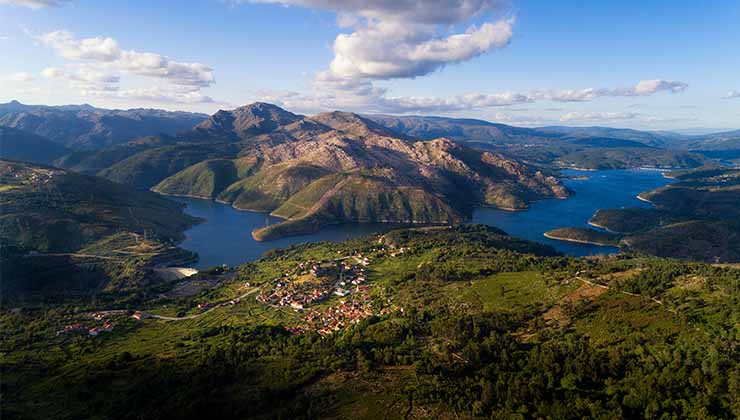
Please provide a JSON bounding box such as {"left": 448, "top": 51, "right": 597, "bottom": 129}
{"left": 0, "top": 160, "right": 200, "bottom": 294}
{"left": 3, "top": 225, "right": 740, "bottom": 419}
{"left": 0, "top": 126, "right": 70, "bottom": 164}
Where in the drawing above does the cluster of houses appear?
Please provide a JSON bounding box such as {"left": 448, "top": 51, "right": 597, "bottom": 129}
{"left": 256, "top": 257, "right": 371, "bottom": 312}
{"left": 13, "top": 166, "right": 57, "bottom": 186}
{"left": 256, "top": 274, "right": 332, "bottom": 310}
{"left": 288, "top": 288, "right": 374, "bottom": 336}
{"left": 56, "top": 319, "right": 114, "bottom": 337}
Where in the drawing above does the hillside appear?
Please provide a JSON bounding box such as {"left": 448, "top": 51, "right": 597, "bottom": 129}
{"left": 0, "top": 101, "right": 207, "bottom": 150}
{"left": 0, "top": 126, "right": 70, "bottom": 164}
{"left": 0, "top": 160, "right": 200, "bottom": 294}
{"left": 548, "top": 166, "right": 740, "bottom": 262}
{"left": 368, "top": 115, "right": 710, "bottom": 170}
{"left": 3, "top": 225, "right": 740, "bottom": 419}
{"left": 153, "top": 105, "right": 570, "bottom": 240}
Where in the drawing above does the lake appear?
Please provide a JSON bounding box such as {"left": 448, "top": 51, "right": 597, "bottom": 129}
{"left": 472, "top": 169, "right": 674, "bottom": 256}
{"left": 176, "top": 169, "right": 674, "bottom": 268}
{"left": 176, "top": 197, "right": 394, "bottom": 268}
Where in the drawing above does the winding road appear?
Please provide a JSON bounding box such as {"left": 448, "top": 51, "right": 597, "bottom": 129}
{"left": 93, "top": 287, "right": 260, "bottom": 321}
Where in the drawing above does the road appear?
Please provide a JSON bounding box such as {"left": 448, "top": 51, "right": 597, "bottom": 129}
{"left": 92, "top": 287, "right": 260, "bottom": 321}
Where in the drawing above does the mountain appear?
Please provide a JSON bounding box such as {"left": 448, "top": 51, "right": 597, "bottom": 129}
{"left": 367, "top": 115, "right": 711, "bottom": 169}
{"left": 5, "top": 225, "right": 740, "bottom": 419}
{"left": 367, "top": 114, "right": 549, "bottom": 145}
{"left": 0, "top": 160, "right": 200, "bottom": 293}
{"left": 153, "top": 106, "right": 570, "bottom": 240}
{"left": 52, "top": 134, "right": 180, "bottom": 174}
{"left": 184, "top": 102, "right": 304, "bottom": 142}
{"left": 0, "top": 126, "right": 70, "bottom": 164}
{"left": 0, "top": 100, "right": 207, "bottom": 150}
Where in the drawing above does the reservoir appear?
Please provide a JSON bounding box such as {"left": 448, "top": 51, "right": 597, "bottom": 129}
{"left": 472, "top": 169, "right": 674, "bottom": 256}
{"left": 177, "top": 169, "right": 674, "bottom": 268}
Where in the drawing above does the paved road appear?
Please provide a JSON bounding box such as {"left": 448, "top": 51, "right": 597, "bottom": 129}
{"left": 92, "top": 287, "right": 260, "bottom": 321}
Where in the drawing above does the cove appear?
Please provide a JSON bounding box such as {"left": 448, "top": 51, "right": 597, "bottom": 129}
{"left": 472, "top": 169, "right": 674, "bottom": 256}
{"left": 176, "top": 197, "right": 393, "bottom": 268}
{"left": 176, "top": 169, "right": 674, "bottom": 268}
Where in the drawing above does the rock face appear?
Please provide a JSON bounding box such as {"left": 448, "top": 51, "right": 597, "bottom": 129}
{"left": 153, "top": 104, "right": 570, "bottom": 240}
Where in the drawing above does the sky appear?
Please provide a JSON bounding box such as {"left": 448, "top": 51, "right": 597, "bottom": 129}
{"left": 1, "top": 0, "right": 739, "bottom": 130}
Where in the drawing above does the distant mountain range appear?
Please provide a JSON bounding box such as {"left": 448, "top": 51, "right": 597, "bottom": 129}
{"left": 1, "top": 100, "right": 738, "bottom": 254}
{"left": 0, "top": 100, "right": 207, "bottom": 150}
{"left": 1, "top": 102, "right": 570, "bottom": 240}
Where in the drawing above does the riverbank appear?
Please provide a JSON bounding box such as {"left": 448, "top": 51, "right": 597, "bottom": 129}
{"left": 543, "top": 232, "right": 620, "bottom": 248}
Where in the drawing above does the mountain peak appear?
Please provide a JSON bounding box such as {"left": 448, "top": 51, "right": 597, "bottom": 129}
{"left": 311, "top": 110, "right": 404, "bottom": 139}
{"left": 194, "top": 102, "right": 303, "bottom": 140}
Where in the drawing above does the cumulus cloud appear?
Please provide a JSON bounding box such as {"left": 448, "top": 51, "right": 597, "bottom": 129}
{"left": 239, "top": 1, "right": 688, "bottom": 117}
{"left": 324, "top": 18, "right": 513, "bottom": 82}
{"left": 246, "top": 0, "right": 506, "bottom": 24}
{"left": 239, "top": 0, "right": 514, "bottom": 99}
{"left": 33, "top": 30, "right": 216, "bottom": 104}
{"left": 0, "top": 0, "right": 70, "bottom": 9}
{"left": 37, "top": 31, "right": 215, "bottom": 87}
{"left": 723, "top": 90, "right": 740, "bottom": 99}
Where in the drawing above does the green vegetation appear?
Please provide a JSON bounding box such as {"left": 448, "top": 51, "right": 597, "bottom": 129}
{"left": 0, "top": 160, "right": 200, "bottom": 296}
{"left": 0, "top": 127, "right": 70, "bottom": 165}
{"left": 3, "top": 225, "right": 740, "bottom": 419}
{"left": 544, "top": 227, "right": 622, "bottom": 246}
{"left": 554, "top": 147, "right": 708, "bottom": 170}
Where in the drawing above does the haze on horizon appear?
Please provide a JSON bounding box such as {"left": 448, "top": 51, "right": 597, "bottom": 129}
{"left": 1, "top": 0, "right": 738, "bottom": 131}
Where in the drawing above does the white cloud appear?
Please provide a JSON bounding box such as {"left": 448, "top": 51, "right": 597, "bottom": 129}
{"left": 325, "top": 18, "right": 513, "bottom": 82}
{"left": 238, "top": 1, "right": 688, "bottom": 118}
{"left": 32, "top": 29, "right": 217, "bottom": 105}
{"left": 238, "top": 0, "right": 514, "bottom": 102}
{"left": 0, "top": 0, "right": 70, "bottom": 9}
{"left": 532, "top": 80, "right": 688, "bottom": 102}
{"left": 259, "top": 79, "right": 689, "bottom": 115}
{"left": 37, "top": 30, "right": 215, "bottom": 88}
{"left": 723, "top": 90, "right": 740, "bottom": 99}
{"left": 40, "top": 66, "right": 64, "bottom": 78}
{"left": 83, "top": 86, "right": 215, "bottom": 104}
{"left": 245, "top": 0, "right": 506, "bottom": 24}
{"left": 4, "top": 72, "right": 35, "bottom": 82}
{"left": 559, "top": 111, "right": 640, "bottom": 123}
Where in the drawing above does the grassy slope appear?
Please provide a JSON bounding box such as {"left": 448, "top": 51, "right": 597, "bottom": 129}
{"left": 0, "top": 160, "right": 200, "bottom": 294}
{"left": 3, "top": 225, "right": 740, "bottom": 419}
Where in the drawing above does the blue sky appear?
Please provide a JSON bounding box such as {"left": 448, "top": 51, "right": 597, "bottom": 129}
{"left": 1, "top": 0, "right": 738, "bottom": 130}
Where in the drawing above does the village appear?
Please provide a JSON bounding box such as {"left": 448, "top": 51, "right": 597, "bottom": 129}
{"left": 56, "top": 312, "right": 118, "bottom": 338}
{"left": 256, "top": 252, "right": 380, "bottom": 335}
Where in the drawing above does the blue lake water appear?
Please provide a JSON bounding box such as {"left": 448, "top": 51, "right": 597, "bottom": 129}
{"left": 176, "top": 169, "right": 674, "bottom": 268}
{"left": 176, "top": 198, "right": 393, "bottom": 268}
{"left": 472, "top": 169, "right": 674, "bottom": 256}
